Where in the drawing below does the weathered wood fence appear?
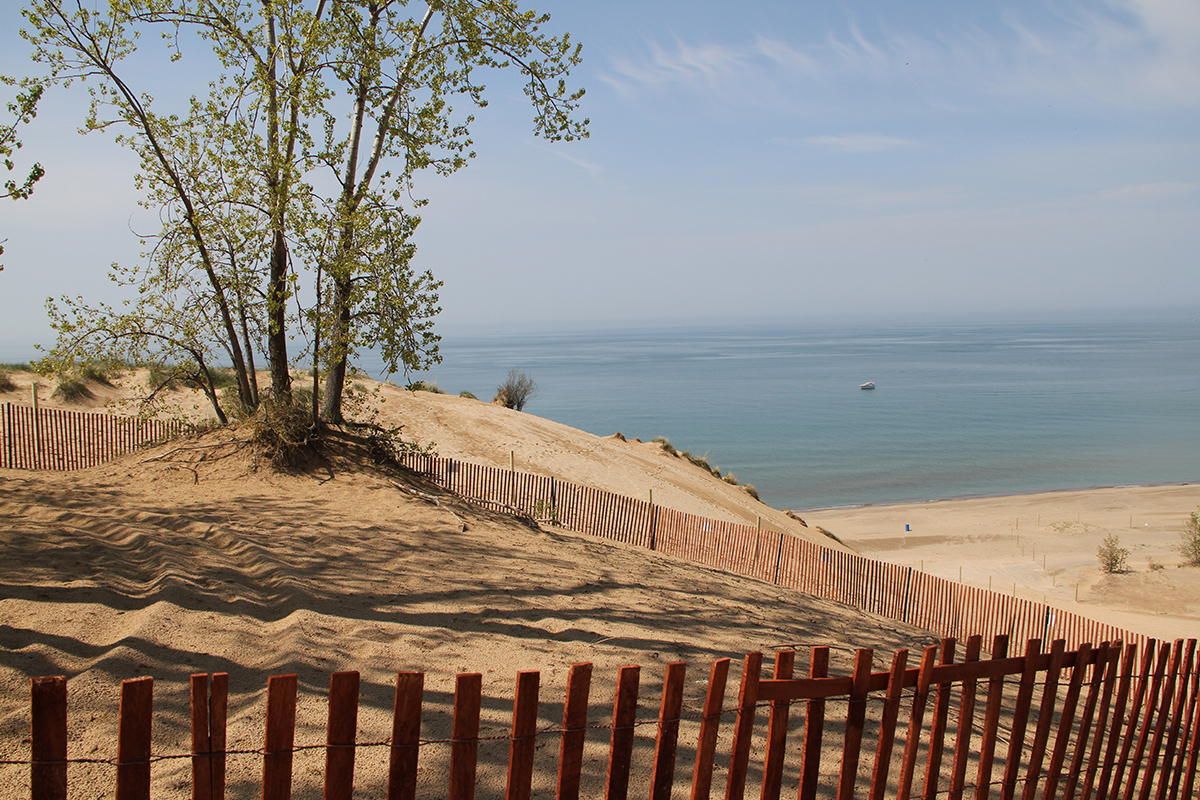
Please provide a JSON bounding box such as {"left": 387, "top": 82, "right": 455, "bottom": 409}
{"left": 0, "top": 403, "right": 183, "bottom": 470}
{"left": 17, "top": 635, "right": 1200, "bottom": 799}
{"left": 394, "top": 453, "right": 1149, "bottom": 653}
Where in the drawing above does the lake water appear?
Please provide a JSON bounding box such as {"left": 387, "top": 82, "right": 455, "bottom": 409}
{"left": 389, "top": 313, "right": 1200, "bottom": 511}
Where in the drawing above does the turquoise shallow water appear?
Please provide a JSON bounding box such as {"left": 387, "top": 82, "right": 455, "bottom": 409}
{"left": 395, "top": 313, "right": 1200, "bottom": 511}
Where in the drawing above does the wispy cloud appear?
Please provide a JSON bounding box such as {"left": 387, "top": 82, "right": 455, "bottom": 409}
{"left": 601, "top": 3, "right": 1200, "bottom": 112}
{"left": 544, "top": 147, "right": 603, "bottom": 179}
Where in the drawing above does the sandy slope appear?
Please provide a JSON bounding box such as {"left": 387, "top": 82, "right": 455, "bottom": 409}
{"left": 0, "top": 389, "right": 929, "bottom": 797}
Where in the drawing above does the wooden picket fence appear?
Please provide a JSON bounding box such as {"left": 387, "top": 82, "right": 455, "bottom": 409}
{"left": 394, "top": 453, "right": 1150, "bottom": 653}
{"left": 18, "top": 635, "right": 1200, "bottom": 799}
{"left": 0, "top": 402, "right": 184, "bottom": 470}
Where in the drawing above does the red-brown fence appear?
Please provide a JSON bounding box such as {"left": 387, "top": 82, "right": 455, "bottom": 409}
{"left": 395, "top": 453, "right": 1150, "bottom": 653}
{"left": 14, "top": 635, "right": 1200, "bottom": 799}
{"left": 0, "top": 403, "right": 184, "bottom": 470}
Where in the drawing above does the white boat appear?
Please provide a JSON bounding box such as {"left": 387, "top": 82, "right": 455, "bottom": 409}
{"left": 860, "top": 382, "right": 875, "bottom": 390}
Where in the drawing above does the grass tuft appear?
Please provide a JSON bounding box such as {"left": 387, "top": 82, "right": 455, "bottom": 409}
{"left": 53, "top": 378, "right": 95, "bottom": 403}
{"left": 0, "top": 371, "right": 15, "bottom": 392}
{"left": 407, "top": 380, "right": 446, "bottom": 394}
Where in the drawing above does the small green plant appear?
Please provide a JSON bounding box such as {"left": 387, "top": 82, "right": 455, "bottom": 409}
{"left": 459, "top": 390, "right": 477, "bottom": 400}
{"left": 1180, "top": 508, "right": 1200, "bottom": 567}
{"left": 407, "top": 380, "right": 445, "bottom": 394}
{"left": 494, "top": 370, "right": 537, "bottom": 411}
{"left": 1097, "top": 533, "right": 1130, "bottom": 574}
{"left": 653, "top": 437, "right": 677, "bottom": 456}
{"left": 533, "top": 499, "right": 558, "bottom": 521}
{"left": 52, "top": 378, "right": 94, "bottom": 402}
{"left": 722, "top": 473, "right": 739, "bottom": 485}
{"left": 742, "top": 484, "right": 760, "bottom": 501}
{"left": 0, "top": 370, "right": 15, "bottom": 392}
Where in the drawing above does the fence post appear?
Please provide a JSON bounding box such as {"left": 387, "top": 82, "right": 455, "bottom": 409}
{"left": 649, "top": 662, "right": 687, "bottom": 800}
{"left": 325, "top": 671, "right": 361, "bottom": 800}
{"left": 388, "top": 672, "right": 424, "bottom": 800}
{"left": 116, "top": 676, "right": 154, "bottom": 800}
{"left": 31, "top": 676, "right": 68, "bottom": 800}
{"left": 556, "top": 663, "right": 592, "bottom": 800}
{"left": 450, "top": 673, "right": 483, "bottom": 800}
{"left": 605, "top": 666, "right": 641, "bottom": 800}
{"left": 262, "top": 674, "right": 298, "bottom": 800}
{"left": 506, "top": 671, "right": 540, "bottom": 800}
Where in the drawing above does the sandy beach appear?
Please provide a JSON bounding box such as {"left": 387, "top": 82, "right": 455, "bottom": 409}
{"left": 804, "top": 484, "right": 1200, "bottom": 641}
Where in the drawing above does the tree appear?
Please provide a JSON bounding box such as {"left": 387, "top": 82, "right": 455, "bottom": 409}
{"left": 1180, "top": 508, "right": 1200, "bottom": 567}
{"left": 1097, "top": 532, "right": 1129, "bottom": 574}
{"left": 1, "top": 76, "right": 45, "bottom": 270}
{"left": 23, "top": 0, "right": 587, "bottom": 425}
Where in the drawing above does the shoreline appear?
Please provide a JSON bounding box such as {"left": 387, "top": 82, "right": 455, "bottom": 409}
{"left": 789, "top": 479, "right": 1199, "bottom": 514}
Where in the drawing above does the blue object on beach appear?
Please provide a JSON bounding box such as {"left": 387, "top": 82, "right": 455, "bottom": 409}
{"left": 905, "top": 524, "right": 910, "bottom": 531}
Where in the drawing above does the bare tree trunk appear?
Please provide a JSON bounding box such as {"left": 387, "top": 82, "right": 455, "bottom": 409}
{"left": 320, "top": 272, "right": 353, "bottom": 423}
{"left": 267, "top": 230, "right": 292, "bottom": 404}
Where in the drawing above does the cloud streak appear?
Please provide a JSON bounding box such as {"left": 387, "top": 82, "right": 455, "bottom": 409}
{"left": 602, "top": 3, "right": 1200, "bottom": 113}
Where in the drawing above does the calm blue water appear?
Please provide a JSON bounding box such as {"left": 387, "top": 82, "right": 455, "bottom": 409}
{"left": 389, "top": 314, "right": 1200, "bottom": 511}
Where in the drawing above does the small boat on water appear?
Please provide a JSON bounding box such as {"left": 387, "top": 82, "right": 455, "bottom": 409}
{"left": 860, "top": 382, "right": 875, "bottom": 390}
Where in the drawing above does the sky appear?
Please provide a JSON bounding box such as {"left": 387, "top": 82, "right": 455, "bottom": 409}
{"left": 1, "top": 0, "right": 1198, "bottom": 357}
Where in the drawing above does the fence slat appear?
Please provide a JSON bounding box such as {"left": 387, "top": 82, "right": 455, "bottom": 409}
{"left": 607, "top": 666, "right": 641, "bottom": 800}
{"left": 691, "top": 659, "right": 730, "bottom": 800}
{"left": 263, "top": 674, "right": 298, "bottom": 800}
{"left": 1114, "top": 641, "right": 1166, "bottom": 800}
{"left": 506, "top": 671, "right": 540, "bottom": 800}
{"left": 760, "top": 651, "right": 795, "bottom": 800}
{"left": 116, "top": 676, "right": 154, "bottom": 800}
{"left": 837, "top": 647, "right": 874, "bottom": 800}
{"left": 949, "top": 635, "right": 983, "bottom": 800}
{"left": 31, "top": 675, "right": 68, "bottom": 800}
{"left": 897, "top": 644, "right": 938, "bottom": 800}
{"left": 556, "top": 663, "right": 592, "bottom": 800}
{"left": 324, "top": 671, "right": 360, "bottom": 800}
{"left": 923, "top": 638, "right": 958, "bottom": 800}
{"left": 650, "top": 662, "right": 687, "bottom": 800}
{"left": 191, "top": 675, "right": 213, "bottom": 800}
{"left": 798, "top": 647, "right": 829, "bottom": 800}
{"left": 1163, "top": 641, "right": 1198, "bottom": 800}
{"left": 976, "top": 635, "right": 1011, "bottom": 800}
{"left": 869, "top": 648, "right": 910, "bottom": 800}
{"left": 725, "top": 651, "right": 764, "bottom": 800}
{"left": 388, "top": 672, "right": 424, "bottom": 800}
{"left": 450, "top": 673, "right": 483, "bottom": 800}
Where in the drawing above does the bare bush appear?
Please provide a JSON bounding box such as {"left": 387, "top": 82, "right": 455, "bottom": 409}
{"left": 494, "top": 370, "right": 538, "bottom": 411}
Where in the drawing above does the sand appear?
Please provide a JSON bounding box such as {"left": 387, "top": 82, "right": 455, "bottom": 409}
{"left": 2, "top": 368, "right": 1197, "bottom": 796}
{"left": 803, "top": 485, "right": 1200, "bottom": 642}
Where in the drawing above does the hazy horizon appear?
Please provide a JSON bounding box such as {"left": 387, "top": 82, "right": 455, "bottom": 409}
{"left": 2, "top": 1, "right": 1197, "bottom": 352}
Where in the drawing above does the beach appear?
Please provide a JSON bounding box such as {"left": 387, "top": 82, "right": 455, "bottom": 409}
{"left": 803, "top": 484, "right": 1200, "bottom": 641}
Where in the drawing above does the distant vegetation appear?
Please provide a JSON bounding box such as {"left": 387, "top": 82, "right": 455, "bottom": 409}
{"left": 652, "top": 436, "right": 759, "bottom": 500}
{"left": 407, "top": 380, "right": 446, "bottom": 394}
{"left": 494, "top": 370, "right": 537, "bottom": 411}
{"left": 459, "top": 391, "right": 477, "bottom": 400}
{"left": 0, "top": 370, "right": 15, "bottom": 392}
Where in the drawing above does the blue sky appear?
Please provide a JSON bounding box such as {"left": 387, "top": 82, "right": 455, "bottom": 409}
{"left": 1, "top": 0, "right": 1198, "bottom": 355}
